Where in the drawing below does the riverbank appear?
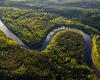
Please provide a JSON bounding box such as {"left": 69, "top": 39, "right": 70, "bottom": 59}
{"left": 0, "top": 19, "right": 100, "bottom": 78}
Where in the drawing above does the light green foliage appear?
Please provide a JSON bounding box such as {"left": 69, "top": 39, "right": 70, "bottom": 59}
{"left": 1, "top": 8, "right": 99, "bottom": 49}
{"left": 92, "top": 36, "right": 100, "bottom": 71}
{"left": 0, "top": 5, "right": 100, "bottom": 80}
{"left": 0, "top": 31, "right": 18, "bottom": 48}
{"left": 0, "top": 29, "right": 97, "bottom": 79}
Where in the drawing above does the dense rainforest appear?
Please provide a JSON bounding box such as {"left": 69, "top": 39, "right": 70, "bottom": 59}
{"left": 0, "top": 0, "right": 100, "bottom": 80}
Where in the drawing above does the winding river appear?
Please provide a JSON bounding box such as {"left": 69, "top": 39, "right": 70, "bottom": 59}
{"left": 0, "top": 20, "right": 28, "bottom": 48}
{"left": 0, "top": 19, "right": 99, "bottom": 77}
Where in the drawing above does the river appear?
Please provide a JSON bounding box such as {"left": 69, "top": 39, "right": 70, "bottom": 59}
{"left": 0, "top": 19, "right": 99, "bottom": 77}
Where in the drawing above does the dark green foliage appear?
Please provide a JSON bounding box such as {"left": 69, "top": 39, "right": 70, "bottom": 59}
{"left": 0, "top": 30, "right": 97, "bottom": 80}
{"left": 0, "top": 3, "right": 100, "bottom": 80}
{"left": 1, "top": 8, "right": 99, "bottom": 49}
